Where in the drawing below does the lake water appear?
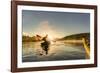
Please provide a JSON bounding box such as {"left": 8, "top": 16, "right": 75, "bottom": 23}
{"left": 22, "top": 41, "right": 86, "bottom": 62}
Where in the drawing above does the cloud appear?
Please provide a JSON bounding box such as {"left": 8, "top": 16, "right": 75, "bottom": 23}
{"left": 23, "top": 21, "right": 63, "bottom": 38}
{"left": 34, "top": 21, "right": 62, "bottom": 38}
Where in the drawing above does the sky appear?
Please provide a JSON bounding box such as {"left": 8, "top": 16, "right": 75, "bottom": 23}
{"left": 22, "top": 10, "right": 90, "bottom": 38}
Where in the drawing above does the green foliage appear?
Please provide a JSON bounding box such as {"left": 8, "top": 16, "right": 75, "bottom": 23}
{"left": 22, "top": 36, "right": 37, "bottom": 42}
{"left": 61, "top": 33, "right": 90, "bottom": 40}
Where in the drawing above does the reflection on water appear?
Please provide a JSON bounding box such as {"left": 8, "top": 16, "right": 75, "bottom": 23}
{"left": 22, "top": 41, "right": 86, "bottom": 62}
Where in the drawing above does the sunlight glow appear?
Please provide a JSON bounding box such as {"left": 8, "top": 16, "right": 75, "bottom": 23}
{"left": 34, "top": 21, "right": 62, "bottom": 39}
{"left": 23, "top": 21, "right": 64, "bottom": 39}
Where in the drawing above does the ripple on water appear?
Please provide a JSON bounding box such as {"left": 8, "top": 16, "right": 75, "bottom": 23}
{"left": 22, "top": 41, "right": 86, "bottom": 62}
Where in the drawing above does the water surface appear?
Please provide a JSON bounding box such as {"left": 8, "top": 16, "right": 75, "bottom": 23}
{"left": 22, "top": 41, "right": 86, "bottom": 62}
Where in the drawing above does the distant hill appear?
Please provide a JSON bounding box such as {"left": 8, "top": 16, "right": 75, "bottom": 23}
{"left": 60, "top": 33, "right": 90, "bottom": 40}
{"left": 22, "top": 33, "right": 90, "bottom": 42}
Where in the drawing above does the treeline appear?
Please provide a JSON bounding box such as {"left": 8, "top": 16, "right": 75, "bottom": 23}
{"left": 60, "top": 33, "right": 90, "bottom": 40}
{"left": 22, "top": 35, "right": 42, "bottom": 42}
{"left": 22, "top": 33, "right": 90, "bottom": 42}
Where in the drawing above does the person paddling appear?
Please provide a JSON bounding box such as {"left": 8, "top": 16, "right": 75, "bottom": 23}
{"left": 41, "top": 34, "right": 50, "bottom": 55}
